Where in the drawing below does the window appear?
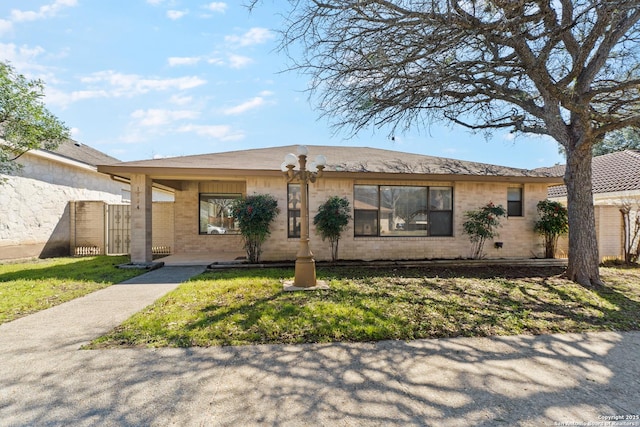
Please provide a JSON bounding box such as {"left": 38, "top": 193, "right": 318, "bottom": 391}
{"left": 507, "top": 187, "right": 523, "bottom": 217}
{"left": 288, "top": 183, "right": 302, "bottom": 238}
{"left": 354, "top": 185, "right": 453, "bottom": 237}
{"left": 354, "top": 185, "right": 379, "bottom": 236}
{"left": 428, "top": 187, "right": 454, "bottom": 236}
{"left": 199, "top": 194, "right": 241, "bottom": 235}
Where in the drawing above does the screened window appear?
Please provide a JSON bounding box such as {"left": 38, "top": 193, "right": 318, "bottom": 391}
{"left": 507, "top": 187, "right": 523, "bottom": 217}
{"left": 288, "top": 183, "right": 302, "bottom": 238}
{"left": 354, "top": 185, "right": 453, "bottom": 237}
{"left": 199, "top": 194, "right": 241, "bottom": 235}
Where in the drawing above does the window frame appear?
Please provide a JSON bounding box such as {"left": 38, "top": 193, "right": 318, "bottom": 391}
{"left": 353, "top": 185, "right": 454, "bottom": 237}
{"left": 353, "top": 185, "right": 380, "bottom": 237}
{"left": 507, "top": 187, "right": 524, "bottom": 217}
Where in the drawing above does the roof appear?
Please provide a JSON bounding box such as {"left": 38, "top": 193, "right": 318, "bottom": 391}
{"left": 42, "top": 139, "right": 120, "bottom": 167}
{"left": 541, "top": 150, "right": 640, "bottom": 198}
{"left": 98, "top": 145, "right": 561, "bottom": 185}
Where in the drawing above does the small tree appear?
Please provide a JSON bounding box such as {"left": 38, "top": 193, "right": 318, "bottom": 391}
{"left": 534, "top": 200, "right": 569, "bottom": 259}
{"left": 231, "top": 194, "right": 279, "bottom": 263}
{"left": 313, "top": 196, "right": 351, "bottom": 262}
{"left": 1, "top": 61, "right": 70, "bottom": 176}
{"left": 462, "top": 202, "right": 506, "bottom": 259}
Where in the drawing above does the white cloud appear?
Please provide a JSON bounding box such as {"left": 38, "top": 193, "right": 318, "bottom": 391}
{"left": 131, "top": 109, "right": 200, "bottom": 127}
{"left": 0, "top": 43, "right": 46, "bottom": 65}
{"left": 207, "top": 57, "right": 224, "bottom": 66}
{"left": 177, "top": 124, "right": 245, "bottom": 141}
{"left": 167, "top": 9, "right": 188, "bottom": 20}
{"left": 47, "top": 71, "right": 207, "bottom": 107}
{"left": 204, "top": 2, "right": 227, "bottom": 13}
{"left": 503, "top": 132, "right": 516, "bottom": 141}
{"left": 70, "top": 127, "right": 81, "bottom": 138}
{"left": 81, "top": 70, "right": 206, "bottom": 94}
{"left": 0, "top": 19, "right": 12, "bottom": 35}
{"left": 228, "top": 54, "right": 253, "bottom": 69}
{"left": 225, "top": 27, "right": 274, "bottom": 47}
{"left": 44, "top": 87, "right": 110, "bottom": 107}
{"left": 223, "top": 97, "right": 266, "bottom": 115}
{"left": 146, "top": 0, "right": 178, "bottom": 5}
{"left": 168, "top": 56, "right": 201, "bottom": 66}
{"left": 10, "top": 0, "right": 78, "bottom": 23}
{"left": 169, "top": 94, "right": 193, "bottom": 105}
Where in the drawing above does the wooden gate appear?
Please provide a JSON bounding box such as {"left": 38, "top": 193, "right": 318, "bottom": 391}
{"left": 106, "top": 204, "right": 131, "bottom": 255}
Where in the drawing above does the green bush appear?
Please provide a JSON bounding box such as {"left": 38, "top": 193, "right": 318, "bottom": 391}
{"left": 534, "top": 200, "right": 568, "bottom": 258}
{"left": 232, "top": 194, "right": 280, "bottom": 263}
{"left": 463, "top": 202, "right": 506, "bottom": 259}
{"left": 313, "top": 196, "right": 351, "bottom": 261}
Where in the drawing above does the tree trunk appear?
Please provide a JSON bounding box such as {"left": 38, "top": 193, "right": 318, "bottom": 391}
{"left": 544, "top": 235, "right": 555, "bottom": 259}
{"left": 564, "top": 144, "right": 602, "bottom": 286}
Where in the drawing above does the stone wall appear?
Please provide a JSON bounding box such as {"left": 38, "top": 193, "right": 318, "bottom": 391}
{"left": 170, "top": 176, "right": 549, "bottom": 261}
{"left": 0, "top": 152, "right": 126, "bottom": 260}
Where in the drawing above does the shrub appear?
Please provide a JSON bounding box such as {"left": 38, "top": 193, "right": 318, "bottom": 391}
{"left": 231, "top": 194, "right": 280, "bottom": 263}
{"left": 463, "top": 202, "right": 507, "bottom": 259}
{"left": 313, "top": 196, "right": 351, "bottom": 262}
{"left": 534, "top": 200, "right": 568, "bottom": 259}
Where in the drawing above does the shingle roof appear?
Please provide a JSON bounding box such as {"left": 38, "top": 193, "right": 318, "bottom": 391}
{"left": 100, "top": 145, "right": 557, "bottom": 179}
{"left": 540, "top": 150, "right": 640, "bottom": 198}
{"left": 43, "top": 139, "right": 120, "bottom": 167}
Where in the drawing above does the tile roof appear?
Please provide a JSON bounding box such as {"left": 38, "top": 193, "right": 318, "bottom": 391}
{"left": 101, "top": 145, "right": 557, "bottom": 179}
{"left": 540, "top": 150, "right": 640, "bottom": 198}
{"left": 43, "top": 139, "right": 120, "bottom": 167}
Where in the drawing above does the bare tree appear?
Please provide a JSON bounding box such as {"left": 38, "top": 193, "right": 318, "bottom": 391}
{"left": 250, "top": 0, "right": 640, "bottom": 286}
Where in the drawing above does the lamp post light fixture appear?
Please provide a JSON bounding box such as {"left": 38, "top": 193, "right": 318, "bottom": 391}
{"left": 281, "top": 145, "right": 329, "bottom": 290}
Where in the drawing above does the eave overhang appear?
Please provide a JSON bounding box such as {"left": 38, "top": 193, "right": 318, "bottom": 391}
{"left": 97, "top": 164, "right": 563, "bottom": 190}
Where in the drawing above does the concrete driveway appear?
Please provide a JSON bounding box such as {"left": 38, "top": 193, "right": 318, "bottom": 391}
{"left": 1, "top": 266, "right": 639, "bottom": 426}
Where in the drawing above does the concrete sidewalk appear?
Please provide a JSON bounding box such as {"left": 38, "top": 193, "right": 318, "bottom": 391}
{"left": 1, "top": 266, "right": 640, "bottom": 426}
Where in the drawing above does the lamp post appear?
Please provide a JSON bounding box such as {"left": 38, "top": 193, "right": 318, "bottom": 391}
{"left": 281, "top": 145, "right": 327, "bottom": 289}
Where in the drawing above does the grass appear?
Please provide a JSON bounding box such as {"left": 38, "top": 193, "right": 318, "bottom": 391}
{"left": 0, "top": 256, "right": 145, "bottom": 324}
{"left": 88, "top": 264, "right": 640, "bottom": 348}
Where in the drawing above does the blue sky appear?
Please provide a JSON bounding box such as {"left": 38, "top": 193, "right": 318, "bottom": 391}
{"left": 0, "top": 0, "right": 565, "bottom": 169}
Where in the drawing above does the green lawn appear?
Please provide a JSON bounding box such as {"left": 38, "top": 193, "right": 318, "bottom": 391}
{"left": 0, "top": 256, "right": 144, "bottom": 324}
{"left": 88, "top": 264, "right": 640, "bottom": 348}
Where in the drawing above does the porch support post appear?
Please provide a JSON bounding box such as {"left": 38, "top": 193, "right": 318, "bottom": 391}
{"left": 130, "top": 174, "right": 153, "bottom": 263}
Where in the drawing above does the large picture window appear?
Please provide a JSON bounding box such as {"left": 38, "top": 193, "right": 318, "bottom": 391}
{"left": 199, "top": 193, "right": 241, "bottom": 235}
{"left": 354, "top": 185, "right": 453, "bottom": 237}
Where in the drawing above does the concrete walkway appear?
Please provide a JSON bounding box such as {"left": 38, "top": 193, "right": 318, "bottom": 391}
{"left": 1, "top": 267, "right": 640, "bottom": 426}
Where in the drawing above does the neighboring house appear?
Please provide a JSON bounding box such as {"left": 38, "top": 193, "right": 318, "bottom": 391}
{"left": 98, "top": 145, "right": 562, "bottom": 263}
{"left": 541, "top": 149, "right": 640, "bottom": 260}
{"left": 0, "top": 139, "right": 126, "bottom": 259}
{"left": 0, "top": 139, "right": 174, "bottom": 260}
